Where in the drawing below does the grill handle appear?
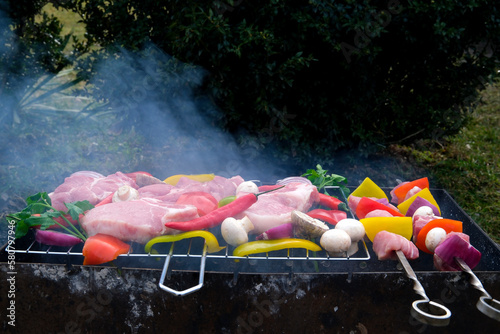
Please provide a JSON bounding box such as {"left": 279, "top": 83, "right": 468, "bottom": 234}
{"left": 158, "top": 243, "right": 207, "bottom": 296}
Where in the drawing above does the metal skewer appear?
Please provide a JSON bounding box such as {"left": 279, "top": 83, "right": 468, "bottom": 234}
{"left": 395, "top": 250, "right": 452, "bottom": 326}
{"left": 455, "top": 257, "right": 500, "bottom": 321}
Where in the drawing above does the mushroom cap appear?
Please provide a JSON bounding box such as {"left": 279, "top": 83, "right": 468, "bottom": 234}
{"left": 320, "top": 229, "right": 352, "bottom": 255}
{"left": 236, "top": 181, "right": 259, "bottom": 194}
{"left": 425, "top": 227, "right": 447, "bottom": 253}
{"left": 335, "top": 218, "right": 365, "bottom": 242}
{"left": 412, "top": 206, "right": 435, "bottom": 221}
{"left": 112, "top": 185, "right": 139, "bottom": 202}
{"left": 291, "top": 210, "right": 329, "bottom": 239}
{"left": 221, "top": 217, "right": 254, "bottom": 247}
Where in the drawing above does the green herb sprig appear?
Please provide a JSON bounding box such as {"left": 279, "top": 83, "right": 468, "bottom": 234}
{"left": 7, "top": 192, "right": 93, "bottom": 240}
{"left": 302, "top": 164, "right": 350, "bottom": 196}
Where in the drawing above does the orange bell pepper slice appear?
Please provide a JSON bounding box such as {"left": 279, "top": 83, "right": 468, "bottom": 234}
{"left": 360, "top": 216, "right": 413, "bottom": 242}
{"left": 415, "top": 218, "right": 463, "bottom": 254}
{"left": 355, "top": 197, "right": 404, "bottom": 219}
{"left": 394, "top": 177, "right": 429, "bottom": 204}
{"left": 82, "top": 234, "right": 131, "bottom": 265}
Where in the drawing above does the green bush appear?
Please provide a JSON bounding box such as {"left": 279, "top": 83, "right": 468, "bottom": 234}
{"left": 62, "top": 0, "right": 499, "bottom": 163}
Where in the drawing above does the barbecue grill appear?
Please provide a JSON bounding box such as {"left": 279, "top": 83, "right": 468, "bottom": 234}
{"left": 1, "top": 186, "right": 499, "bottom": 333}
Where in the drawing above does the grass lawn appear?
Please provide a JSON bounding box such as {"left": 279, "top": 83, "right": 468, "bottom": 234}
{"left": 392, "top": 80, "right": 500, "bottom": 243}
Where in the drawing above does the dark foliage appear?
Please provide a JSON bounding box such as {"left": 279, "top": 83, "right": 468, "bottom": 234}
{"left": 62, "top": 1, "right": 500, "bottom": 162}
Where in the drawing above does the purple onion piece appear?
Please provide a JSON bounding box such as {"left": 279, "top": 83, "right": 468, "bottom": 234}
{"left": 406, "top": 196, "right": 440, "bottom": 217}
{"left": 256, "top": 223, "right": 294, "bottom": 240}
{"left": 35, "top": 229, "right": 83, "bottom": 247}
{"left": 276, "top": 177, "right": 312, "bottom": 186}
{"left": 434, "top": 234, "right": 481, "bottom": 271}
{"left": 375, "top": 198, "right": 390, "bottom": 206}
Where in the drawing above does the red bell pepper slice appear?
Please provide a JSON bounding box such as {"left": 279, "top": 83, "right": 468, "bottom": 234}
{"left": 415, "top": 218, "right": 463, "bottom": 254}
{"left": 95, "top": 192, "right": 114, "bottom": 207}
{"left": 175, "top": 191, "right": 219, "bottom": 216}
{"left": 393, "top": 177, "right": 429, "bottom": 204}
{"left": 307, "top": 209, "right": 347, "bottom": 226}
{"left": 355, "top": 197, "right": 404, "bottom": 219}
{"left": 82, "top": 234, "right": 131, "bottom": 265}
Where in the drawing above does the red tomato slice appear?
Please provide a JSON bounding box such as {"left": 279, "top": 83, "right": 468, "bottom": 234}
{"left": 82, "top": 234, "right": 130, "bottom": 265}
{"left": 175, "top": 192, "right": 219, "bottom": 216}
{"left": 306, "top": 209, "right": 347, "bottom": 226}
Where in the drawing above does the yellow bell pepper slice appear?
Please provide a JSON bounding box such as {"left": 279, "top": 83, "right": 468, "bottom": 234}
{"left": 144, "top": 231, "right": 225, "bottom": 253}
{"left": 349, "top": 177, "right": 388, "bottom": 201}
{"left": 233, "top": 238, "right": 321, "bottom": 257}
{"left": 163, "top": 173, "right": 215, "bottom": 185}
{"left": 397, "top": 188, "right": 441, "bottom": 216}
{"left": 360, "top": 216, "right": 413, "bottom": 242}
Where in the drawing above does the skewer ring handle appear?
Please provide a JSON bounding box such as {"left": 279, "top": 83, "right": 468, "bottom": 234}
{"left": 411, "top": 299, "right": 452, "bottom": 327}
{"left": 477, "top": 296, "right": 500, "bottom": 322}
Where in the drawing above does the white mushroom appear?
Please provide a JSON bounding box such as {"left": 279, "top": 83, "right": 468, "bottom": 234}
{"left": 112, "top": 185, "right": 139, "bottom": 203}
{"left": 320, "top": 229, "right": 352, "bottom": 257}
{"left": 236, "top": 181, "right": 259, "bottom": 194}
{"left": 291, "top": 210, "right": 329, "bottom": 239}
{"left": 335, "top": 218, "right": 366, "bottom": 256}
{"left": 425, "top": 227, "right": 447, "bottom": 253}
{"left": 412, "top": 206, "right": 435, "bottom": 222}
{"left": 221, "top": 216, "right": 254, "bottom": 247}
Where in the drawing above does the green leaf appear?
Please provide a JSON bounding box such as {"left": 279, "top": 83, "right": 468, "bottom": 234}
{"left": 29, "top": 202, "right": 50, "bottom": 214}
{"left": 25, "top": 216, "right": 57, "bottom": 230}
{"left": 302, "top": 164, "right": 350, "bottom": 196}
{"left": 26, "top": 192, "right": 51, "bottom": 205}
{"left": 65, "top": 200, "right": 94, "bottom": 221}
{"left": 15, "top": 221, "right": 30, "bottom": 239}
{"left": 8, "top": 193, "right": 93, "bottom": 240}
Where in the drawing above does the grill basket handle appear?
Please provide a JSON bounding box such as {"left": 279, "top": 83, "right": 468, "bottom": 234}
{"left": 158, "top": 244, "right": 207, "bottom": 296}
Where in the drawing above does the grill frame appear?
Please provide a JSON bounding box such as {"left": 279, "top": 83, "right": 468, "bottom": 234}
{"left": 1, "top": 186, "right": 500, "bottom": 332}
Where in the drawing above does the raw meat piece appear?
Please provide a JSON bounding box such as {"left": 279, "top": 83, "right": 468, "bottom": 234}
{"left": 49, "top": 171, "right": 137, "bottom": 211}
{"left": 138, "top": 183, "right": 175, "bottom": 201}
{"left": 348, "top": 195, "right": 362, "bottom": 213}
{"left": 81, "top": 198, "right": 199, "bottom": 244}
{"left": 80, "top": 175, "right": 244, "bottom": 243}
{"left": 390, "top": 181, "right": 408, "bottom": 204}
{"left": 365, "top": 209, "right": 393, "bottom": 218}
{"left": 403, "top": 186, "right": 423, "bottom": 202}
{"left": 136, "top": 176, "right": 243, "bottom": 203}
{"left": 237, "top": 182, "right": 320, "bottom": 235}
{"left": 172, "top": 175, "right": 244, "bottom": 201}
{"left": 372, "top": 230, "right": 419, "bottom": 261}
